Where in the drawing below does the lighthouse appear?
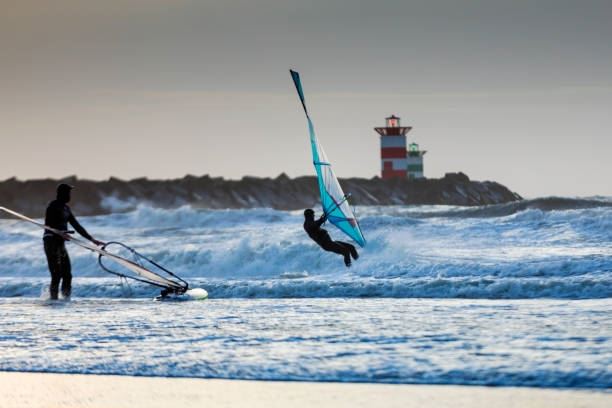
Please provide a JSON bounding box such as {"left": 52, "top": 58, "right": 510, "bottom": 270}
{"left": 407, "top": 142, "right": 426, "bottom": 179}
{"left": 374, "top": 115, "right": 411, "bottom": 179}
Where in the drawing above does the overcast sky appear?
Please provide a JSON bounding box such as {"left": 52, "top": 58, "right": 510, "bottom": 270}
{"left": 1, "top": 0, "right": 611, "bottom": 197}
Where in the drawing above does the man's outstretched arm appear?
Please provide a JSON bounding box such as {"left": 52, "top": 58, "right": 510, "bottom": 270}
{"left": 68, "top": 212, "right": 104, "bottom": 245}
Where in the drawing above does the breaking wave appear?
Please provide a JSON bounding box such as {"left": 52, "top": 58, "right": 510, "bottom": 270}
{"left": 0, "top": 201, "right": 610, "bottom": 299}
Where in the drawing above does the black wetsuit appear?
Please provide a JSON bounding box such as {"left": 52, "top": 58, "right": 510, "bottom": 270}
{"left": 43, "top": 200, "right": 93, "bottom": 299}
{"left": 304, "top": 215, "right": 358, "bottom": 266}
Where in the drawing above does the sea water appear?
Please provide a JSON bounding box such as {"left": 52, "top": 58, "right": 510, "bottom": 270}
{"left": 0, "top": 199, "right": 610, "bottom": 387}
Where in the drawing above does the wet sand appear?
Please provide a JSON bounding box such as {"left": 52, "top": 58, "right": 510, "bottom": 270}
{"left": 0, "top": 371, "right": 608, "bottom": 408}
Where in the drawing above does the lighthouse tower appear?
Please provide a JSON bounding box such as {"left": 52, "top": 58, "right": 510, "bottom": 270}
{"left": 407, "top": 142, "right": 426, "bottom": 179}
{"left": 374, "top": 115, "right": 411, "bottom": 179}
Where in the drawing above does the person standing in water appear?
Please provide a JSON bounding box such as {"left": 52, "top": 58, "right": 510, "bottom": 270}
{"left": 303, "top": 208, "right": 359, "bottom": 267}
{"left": 43, "top": 183, "right": 104, "bottom": 300}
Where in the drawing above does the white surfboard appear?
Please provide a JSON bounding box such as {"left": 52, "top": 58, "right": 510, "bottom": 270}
{"left": 154, "top": 287, "right": 208, "bottom": 302}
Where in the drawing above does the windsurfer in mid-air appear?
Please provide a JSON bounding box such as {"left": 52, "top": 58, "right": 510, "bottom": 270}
{"left": 303, "top": 208, "right": 359, "bottom": 267}
{"left": 43, "top": 183, "right": 105, "bottom": 300}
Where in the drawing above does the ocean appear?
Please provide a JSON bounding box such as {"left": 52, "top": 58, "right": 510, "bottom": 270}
{"left": 0, "top": 199, "right": 610, "bottom": 387}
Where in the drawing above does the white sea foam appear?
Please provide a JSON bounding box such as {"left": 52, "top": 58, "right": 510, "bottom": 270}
{"left": 0, "top": 297, "right": 609, "bottom": 388}
{"left": 0, "top": 203, "right": 610, "bottom": 299}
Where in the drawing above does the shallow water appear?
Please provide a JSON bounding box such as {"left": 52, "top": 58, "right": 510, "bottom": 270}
{"left": 0, "top": 298, "right": 609, "bottom": 387}
{"left": 0, "top": 201, "right": 610, "bottom": 387}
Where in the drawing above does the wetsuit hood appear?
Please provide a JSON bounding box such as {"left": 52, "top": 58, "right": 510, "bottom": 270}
{"left": 56, "top": 183, "right": 73, "bottom": 203}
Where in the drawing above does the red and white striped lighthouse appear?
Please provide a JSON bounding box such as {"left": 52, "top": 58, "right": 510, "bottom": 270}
{"left": 374, "top": 115, "right": 412, "bottom": 179}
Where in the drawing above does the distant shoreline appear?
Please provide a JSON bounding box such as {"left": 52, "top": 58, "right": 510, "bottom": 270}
{"left": 0, "top": 172, "right": 521, "bottom": 217}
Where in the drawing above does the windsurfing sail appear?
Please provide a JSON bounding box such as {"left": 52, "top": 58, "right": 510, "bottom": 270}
{"left": 97, "top": 241, "right": 187, "bottom": 292}
{"left": 0, "top": 206, "right": 188, "bottom": 294}
{"left": 290, "top": 70, "right": 366, "bottom": 247}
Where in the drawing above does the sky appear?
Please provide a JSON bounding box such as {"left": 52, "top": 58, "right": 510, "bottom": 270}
{"left": 1, "top": 0, "right": 611, "bottom": 198}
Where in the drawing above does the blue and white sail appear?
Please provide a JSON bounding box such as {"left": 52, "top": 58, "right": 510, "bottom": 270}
{"left": 290, "top": 70, "right": 366, "bottom": 247}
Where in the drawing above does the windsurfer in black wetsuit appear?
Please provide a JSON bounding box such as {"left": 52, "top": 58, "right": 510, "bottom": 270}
{"left": 43, "top": 183, "right": 104, "bottom": 300}
{"left": 303, "top": 208, "right": 359, "bottom": 267}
